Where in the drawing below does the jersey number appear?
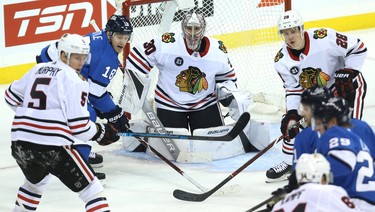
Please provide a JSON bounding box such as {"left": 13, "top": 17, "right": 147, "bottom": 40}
{"left": 143, "top": 39, "right": 156, "bottom": 55}
{"left": 28, "top": 78, "right": 51, "bottom": 109}
{"left": 336, "top": 33, "right": 348, "bottom": 49}
{"left": 356, "top": 150, "right": 375, "bottom": 191}
{"left": 102, "top": 66, "right": 117, "bottom": 80}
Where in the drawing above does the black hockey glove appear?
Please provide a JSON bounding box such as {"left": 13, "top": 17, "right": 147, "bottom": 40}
{"left": 101, "top": 105, "right": 130, "bottom": 132}
{"left": 280, "top": 110, "right": 302, "bottom": 141}
{"left": 268, "top": 171, "right": 298, "bottom": 211}
{"left": 334, "top": 68, "right": 359, "bottom": 98}
{"left": 92, "top": 123, "right": 120, "bottom": 146}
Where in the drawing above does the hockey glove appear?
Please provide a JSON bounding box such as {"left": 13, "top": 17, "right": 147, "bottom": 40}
{"left": 334, "top": 68, "right": 359, "bottom": 98}
{"left": 102, "top": 105, "right": 130, "bottom": 132}
{"left": 280, "top": 110, "right": 302, "bottom": 141}
{"left": 92, "top": 123, "right": 120, "bottom": 146}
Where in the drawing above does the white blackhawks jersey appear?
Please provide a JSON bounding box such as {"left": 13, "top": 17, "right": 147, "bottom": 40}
{"left": 126, "top": 32, "right": 236, "bottom": 112}
{"left": 272, "top": 183, "right": 359, "bottom": 212}
{"left": 4, "top": 60, "right": 97, "bottom": 146}
{"left": 274, "top": 28, "right": 367, "bottom": 111}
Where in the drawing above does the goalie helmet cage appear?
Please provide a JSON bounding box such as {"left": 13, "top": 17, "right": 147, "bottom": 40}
{"left": 115, "top": 0, "right": 291, "bottom": 121}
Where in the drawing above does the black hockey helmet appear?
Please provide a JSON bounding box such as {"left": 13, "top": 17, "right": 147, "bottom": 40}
{"left": 105, "top": 15, "right": 133, "bottom": 35}
{"left": 313, "top": 97, "right": 351, "bottom": 126}
{"left": 301, "top": 86, "right": 333, "bottom": 109}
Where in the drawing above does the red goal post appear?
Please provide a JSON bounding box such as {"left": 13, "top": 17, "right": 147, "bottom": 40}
{"left": 112, "top": 0, "right": 292, "bottom": 121}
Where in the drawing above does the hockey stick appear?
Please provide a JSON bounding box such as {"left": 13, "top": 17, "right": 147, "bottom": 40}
{"left": 173, "top": 118, "right": 305, "bottom": 202}
{"left": 118, "top": 112, "right": 250, "bottom": 141}
{"left": 134, "top": 135, "right": 240, "bottom": 195}
{"left": 246, "top": 190, "right": 288, "bottom": 212}
{"left": 245, "top": 195, "right": 274, "bottom": 212}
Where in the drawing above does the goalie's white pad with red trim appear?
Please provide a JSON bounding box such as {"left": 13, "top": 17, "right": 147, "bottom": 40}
{"left": 118, "top": 69, "right": 151, "bottom": 115}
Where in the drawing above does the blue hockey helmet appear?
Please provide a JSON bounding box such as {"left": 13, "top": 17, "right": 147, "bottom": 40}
{"left": 105, "top": 15, "right": 133, "bottom": 36}
{"left": 301, "top": 86, "right": 333, "bottom": 110}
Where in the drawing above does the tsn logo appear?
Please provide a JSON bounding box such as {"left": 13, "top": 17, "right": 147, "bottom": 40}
{"left": 4, "top": 0, "right": 115, "bottom": 47}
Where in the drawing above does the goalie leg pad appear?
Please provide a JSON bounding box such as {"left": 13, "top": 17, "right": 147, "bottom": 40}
{"left": 192, "top": 125, "right": 246, "bottom": 160}
{"left": 147, "top": 127, "right": 190, "bottom": 161}
{"left": 118, "top": 69, "right": 151, "bottom": 115}
{"left": 122, "top": 120, "right": 150, "bottom": 152}
{"left": 244, "top": 119, "right": 272, "bottom": 151}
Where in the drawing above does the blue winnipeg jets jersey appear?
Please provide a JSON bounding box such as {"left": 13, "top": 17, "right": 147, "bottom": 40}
{"left": 292, "top": 126, "right": 319, "bottom": 168}
{"left": 316, "top": 126, "right": 375, "bottom": 205}
{"left": 36, "top": 30, "right": 120, "bottom": 115}
{"left": 351, "top": 118, "right": 375, "bottom": 160}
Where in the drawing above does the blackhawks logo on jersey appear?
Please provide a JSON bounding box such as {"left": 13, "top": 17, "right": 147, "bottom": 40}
{"left": 161, "top": 33, "right": 176, "bottom": 43}
{"left": 218, "top": 41, "right": 228, "bottom": 53}
{"left": 175, "top": 66, "right": 208, "bottom": 94}
{"left": 274, "top": 48, "right": 284, "bottom": 62}
{"left": 299, "top": 67, "right": 331, "bottom": 89}
{"left": 313, "top": 28, "right": 328, "bottom": 39}
{"left": 77, "top": 73, "right": 86, "bottom": 81}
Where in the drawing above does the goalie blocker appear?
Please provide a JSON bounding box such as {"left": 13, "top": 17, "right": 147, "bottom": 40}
{"left": 121, "top": 117, "right": 271, "bottom": 161}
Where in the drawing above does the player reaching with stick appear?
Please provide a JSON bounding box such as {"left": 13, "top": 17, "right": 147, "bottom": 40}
{"left": 267, "top": 9, "right": 368, "bottom": 182}
{"left": 36, "top": 14, "right": 133, "bottom": 179}
{"left": 5, "top": 33, "right": 119, "bottom": 211}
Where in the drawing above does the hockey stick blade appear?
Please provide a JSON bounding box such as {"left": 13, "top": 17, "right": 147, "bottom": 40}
{"left": 173, "top": 118, "right": 306, "bottom": 202}
{"left": 118, "top": 112, "right": 250, "bottom": 141}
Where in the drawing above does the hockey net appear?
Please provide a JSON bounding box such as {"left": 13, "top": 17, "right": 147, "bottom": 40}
{"left": 109, "top": 0, "right": 290, "bottom": 121}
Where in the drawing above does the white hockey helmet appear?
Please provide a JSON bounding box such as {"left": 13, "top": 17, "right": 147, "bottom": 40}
{"left": 58, "top": 33, "right": 90, "bottom": 61}
{"left": 296, "top": 153, "right": 332, "bottom": 185}
{"left": 277, "top": 10, "right": 304, "bottom": 34}
{"left": 181, "top": 11, "right": 206, "bottom": 51}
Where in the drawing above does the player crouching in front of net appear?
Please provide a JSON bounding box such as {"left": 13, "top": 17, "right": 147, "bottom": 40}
{"left": 118, "top": 10, "right": 272, "bottom": 162}
{"left": 267, "top": 9, "right": 367, "bottom": 182}
{"left": 268, "top": 153, "right": 358, "bottom": 211}
{"left": 4, "top": 33, "right": 119, "bottom": 211}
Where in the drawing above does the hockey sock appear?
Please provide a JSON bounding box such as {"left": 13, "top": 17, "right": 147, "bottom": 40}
{"left": 14, "top": 186, "right": 42, "bottom": 211}
{"left": 282, "top": 138, "right": 294, "bottom": 165}
{"left": 85, "top": 197, "right": 110, "bottom": 212}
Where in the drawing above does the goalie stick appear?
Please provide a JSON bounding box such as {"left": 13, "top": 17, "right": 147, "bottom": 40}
{"left": 173, "top": 118, "right": 306, "bottom": 202}
{"left": 133, "top": 135, "right": 240, "bottom": 195}
{"left": 118, "top": 112, "right": 250, "bottom": 141}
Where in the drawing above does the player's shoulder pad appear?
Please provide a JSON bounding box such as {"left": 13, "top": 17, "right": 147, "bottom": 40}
{"left": 206, "top": 37, "right": 228, "bottom": 54}
{"left": 77, "top": 73, "right": 87, "bottom": 81}
{"left": 274, "top": 48, "right": 284, "bottom": 63}
{"left": 308, "top": 28, "right": 328, "bottom": 40}
{"left": 309, "top": 28, "right": 335, "bottom": 40}
{"left": 160, "top": 32, "right": 177, "bottom": 43}
{"left": 217, "top": 40, "right": 228, "bottom": 54}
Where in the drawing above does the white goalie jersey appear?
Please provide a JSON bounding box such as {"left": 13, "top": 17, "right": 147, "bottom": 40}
{"left": 126, "top": 32, "right": 236, "bottom": 112}
{"left": 272, "top": 183, "right": 359, "bottom": 212}
{"left": 4, "top": 61, "right": 97, "bottom": 146}
{"left": 274, "top": 28, "right": 367, "bottom": 111}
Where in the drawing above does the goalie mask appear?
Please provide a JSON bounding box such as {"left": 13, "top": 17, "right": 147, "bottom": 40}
{"left": 296, "top": 153, "right": 332, "bottom": 185}
{"left": 181, "top": 11, "right": 206, "bottom": 51}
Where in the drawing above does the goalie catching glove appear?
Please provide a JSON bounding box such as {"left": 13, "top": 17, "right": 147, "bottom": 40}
{"left": 280, "top": 110, "right": 302, "bottom": 141}
{"left": 334, "top": 68, "right": 359, "bottom": 98}
{"left": 101, "top": 105, "right": 130, "bottom": 132}
{"left": 92, "top": 123, "right": 120, "bottom": 146}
